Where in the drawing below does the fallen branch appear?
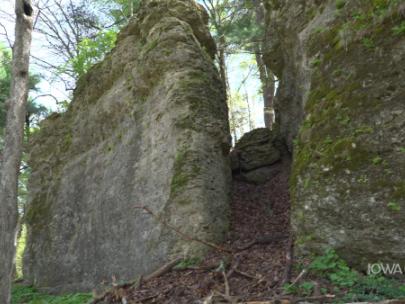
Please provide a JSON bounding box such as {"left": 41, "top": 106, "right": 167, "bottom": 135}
{"left": 286, "top": 268, "right": 308, "bottom": 290}
{"left": 237, "top": 234, "right": 287, "bottom": 251}
{"left": 226, "top": 257, "right": 240, "bottom": 278}
{"left": 136, "top": 286, "right": 173, "bottom": 303}
{"left": 144, "top": 257, "right": 182, "bottom": 281}
{"left": 222, "top": 270, "right": 230, "bottom": 298}
{"left": 234, "top": 269, "right": 260, "bottom": 281}
{"left": 280, "top": 235, "right": 294, "bottom": 286}
{"left": 135, "top": 205, "right": 232, "bottom": 254}
{"left": 92, "top": 257, "right": 182, "bottom": 303}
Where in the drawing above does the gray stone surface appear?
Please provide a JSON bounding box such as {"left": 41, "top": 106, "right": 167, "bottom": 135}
{"left": 23, "top": 0, "right": 231, "bottom": 293}
{"left": 231, "top": 128, "right": 281, "bottom": 172}
{"left": 264, "top": 0, "right": 405, "bottom": 268}
{"left": 240, "top": 164, "right": 282, "bottom": 185}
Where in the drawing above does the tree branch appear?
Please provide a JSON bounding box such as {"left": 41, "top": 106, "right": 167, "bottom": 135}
{"left": 0, "top": 23, "right": 13, "bottom": 48}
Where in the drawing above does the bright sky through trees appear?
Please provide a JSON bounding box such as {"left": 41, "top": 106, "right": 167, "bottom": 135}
{"left": 0, "top": 0, "right": 265, "bottom": 135}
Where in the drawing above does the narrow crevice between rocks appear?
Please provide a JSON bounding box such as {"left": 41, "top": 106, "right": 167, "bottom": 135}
{"left": 95, "top": 128, "right": 292, "bottom": 303}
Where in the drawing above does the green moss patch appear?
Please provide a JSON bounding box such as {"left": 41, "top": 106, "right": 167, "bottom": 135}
{"left": 170, "top": 148, "right": 201, "bottom": 200}
{"left": 12, "top": 285, "right": 91, "bottom": 304}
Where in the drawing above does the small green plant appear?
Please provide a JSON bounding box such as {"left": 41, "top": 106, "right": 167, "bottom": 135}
{"left": 299, "top": 281, "right": 315, "bottom": 296}
{"left": 343, "top": 275, "right": 405, "bottom": 302}
{"left": 362, "top": 37, "right": 375, "bottom": 49}
{"left": 387, "top": 201, "right": 401, "bottom": 212}
{"left": 399, "top": 147, "right": 405, "bottom": 153}
{"left": 337, "top": 114, "right": 350, "bottom": 125}
{"left": 354, "top": 125, "right": 374, "bottom": 135}
{"left": 310, "top": 249, "right": 358, "bottom": 288}
{"left": 12, "top": 285, "right": 92, "bottom": 304}
{"left": 336, "top": 0, "right": 346, "bottom": 9}
{"left": 357, "top": 175, "right": 368, "bottom": 184}
{"left": 269, "top": 250, "right": 405, "bottom": 301}
{"left": 323, "top": 136, "right": 333, "bottom": 145}
{"left": 310, "top": 58, "right": 321, "bottom": 67}
{"left": 307, "top": 250, "right": 405, "bottom": 302}
{"left": 283, "top": 281, "right": 315, "bottom": 296}
{"left": 393, "top": 22, "right": 405, "bottom": 36}
{"left": 372, "top": 156, "right": 383, "bottom": 165}
{"left": 174, "top": 257, "right": 202, "bottom": 270}
{"left": 352, "top": 12, "right": 368, "bottom": 23}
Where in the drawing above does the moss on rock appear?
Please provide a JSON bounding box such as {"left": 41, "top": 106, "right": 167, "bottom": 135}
{"left": 265, "top": 0, "right": 405, "bottom": 269}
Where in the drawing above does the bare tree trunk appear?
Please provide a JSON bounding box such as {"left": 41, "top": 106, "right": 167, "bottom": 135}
{"left": 252, "top": 0, "right": 275, "bottom": 129}
{"left": 0, "top": 0, "right": 33, "bottom": 303}
{"left": 129, "top": 0, "right": 134, "bottom": 17}
{"left": 216, "top": 35, "right": 238, "bottom": 141}
{"left": 244, "top": 86, "right": 253, "bottom": 131}
{"left": 218, "top": 35, "right": 228, "bottom": 94}
{"left": 255, "top": 50, "right": 275, "bottom": 129}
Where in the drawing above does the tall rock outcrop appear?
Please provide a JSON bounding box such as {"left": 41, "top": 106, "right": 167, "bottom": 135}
{"left": 264, "top": 0, "right": 405, "bottom": 268}
{"left": 24, "top": 0, "right": 231, "bottom": 292}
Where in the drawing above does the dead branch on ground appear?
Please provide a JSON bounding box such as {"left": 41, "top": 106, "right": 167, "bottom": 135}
{"left": 92, "top": 257, "right": 183, "bottom": 303}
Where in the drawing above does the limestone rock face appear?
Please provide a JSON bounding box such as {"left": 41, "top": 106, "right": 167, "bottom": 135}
{"left": 264, "top": 1, "right": 405, "bottom": 268}
{"left": 24, "top": 0, "right": 231, "bottom": 293}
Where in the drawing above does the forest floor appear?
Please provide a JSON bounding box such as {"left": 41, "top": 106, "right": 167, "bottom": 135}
{"left": 94, "top": 160, "right": 294, "bottom": 303}
{"left": 13, "top": 158, "right": 405, "bottom": 303}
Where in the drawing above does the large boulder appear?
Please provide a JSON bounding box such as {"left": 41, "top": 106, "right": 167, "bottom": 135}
{"left": 24, "top": 0, "right": 231, "bottom": 293}
{"left": 230, "top": 128, "right": 282, "bottom": 184}
{"left": 264, "top": 0, "right": 405, "bottom": 268}
{"left": 231, "top": 128, "right": 281, "bottom": 172}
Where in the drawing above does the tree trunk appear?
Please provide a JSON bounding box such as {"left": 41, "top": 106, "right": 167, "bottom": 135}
{"left": 244, "top": 86, "right": 253, "bottom": 131}
{"left": 252, "top": 0, "right": 275, "bottom": 129}
{"left": 255, "top": 50, "right": 275, "bottom": 129}
{"left": 0, "top": 0, "right": 33, "bottom": 302}
{"left": 216, "top": 35, "right": 238, "bottom": 141}
{"left": 218, "top": 35, "right": 229, "bottom": 94}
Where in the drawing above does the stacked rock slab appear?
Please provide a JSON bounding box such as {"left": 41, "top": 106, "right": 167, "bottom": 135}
{"left": 264, "top": 0, "right": 405, "bottom": 268}
{"left": 24, "top": 0, "right": 231, "bottom": 293}
{"left": 231, "top": 128, "right": 282, "bottom": 184}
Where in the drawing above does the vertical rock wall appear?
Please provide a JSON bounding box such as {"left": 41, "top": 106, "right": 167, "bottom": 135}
{"left": 264, "top": 0, "right": 405, "bottom": 268}
{"left": 24, "top": 0, "right": 231, "bottom": 292}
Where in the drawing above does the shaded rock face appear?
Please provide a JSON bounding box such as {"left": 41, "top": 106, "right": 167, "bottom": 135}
{"left": 231, "top": 128, "right": 282, "bottom": 184}
{"left": 264, "top": 0, "right": 405, "bottom": 268}
{"left": 24, "top": 0, "right": 231, "bottom": 293}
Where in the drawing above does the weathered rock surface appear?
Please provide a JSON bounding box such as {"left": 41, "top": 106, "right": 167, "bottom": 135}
{"left": 239, "top": 164, "right": 282, "bottom": 185}
{"left": 231, "top": 128, "right": 281, "bottom": 171}
{"left": 24, "top": 0, "right": 231, "bottom": 293}
{"left": 264, "top": 0, "right": 405, "bottom": 268}
{"left": 231, "top": 128, "right": 282, "bottom": 184}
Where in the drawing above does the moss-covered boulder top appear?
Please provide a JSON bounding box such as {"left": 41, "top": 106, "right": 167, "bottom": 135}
{"left": 264, "top": 0, "right": 405, "bottom": 268}
{"left": 24, "top": 0, "right": 231, "bottom": 293}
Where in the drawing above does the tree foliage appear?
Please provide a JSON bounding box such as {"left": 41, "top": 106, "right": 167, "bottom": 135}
{"left": 33, "top": 0, "right": 141, "bottom": 86}
{"left": 69, "top": 29, "right": 117, "bottom": 78}
{"left": 0, "top": 44, "right": 46, "bottom": 132}
{"left": 95, "top": 0, "right": 141, "bottom": 24}
{"left": 0, "top": 45, "right": 12, "bottom": 129}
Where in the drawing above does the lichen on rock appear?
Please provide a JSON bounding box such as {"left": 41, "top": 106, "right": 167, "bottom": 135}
{"left": 264, "top": 0, "right": 405, "bottom": 268}
{"left": 24, "top": 0, "right": 231, "bottom": 293}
